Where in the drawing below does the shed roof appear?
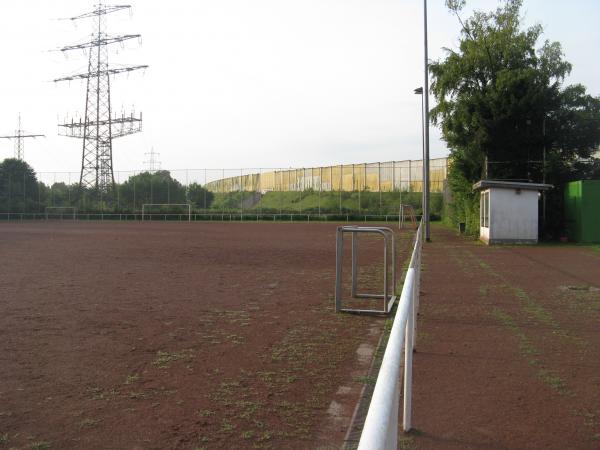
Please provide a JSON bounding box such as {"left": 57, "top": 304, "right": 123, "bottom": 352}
{"left": 473, "top": 180, "right": 553, "bottom": 191}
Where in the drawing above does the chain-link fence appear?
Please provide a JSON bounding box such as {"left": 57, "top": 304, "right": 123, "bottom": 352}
{"left": 0, "top": 158, "right": 448, "bottom": 221}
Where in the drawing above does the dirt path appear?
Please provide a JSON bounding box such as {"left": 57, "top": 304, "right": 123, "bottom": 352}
{"left": 409, "top": 225, "right": 600, "bottom": 449}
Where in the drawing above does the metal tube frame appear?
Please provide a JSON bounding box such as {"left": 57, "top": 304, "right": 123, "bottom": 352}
{"left": 335, "top": 226, "right": 397, "bottom": 314}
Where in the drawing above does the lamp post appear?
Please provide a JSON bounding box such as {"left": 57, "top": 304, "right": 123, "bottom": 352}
{"left": 423, "top": 0, "right": 431, "bottom": 241}
{"left": 414, "top": 87, "right": 425, "bottom": 227}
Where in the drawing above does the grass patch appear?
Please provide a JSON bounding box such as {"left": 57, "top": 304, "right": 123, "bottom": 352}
{"left": 490, "top": 308, "right": 538, "bottom": 358}
{"left": 124, "top": 373, "right": 140, "bottom": 385}
{"left": 509, "top": 285, "right": 556, "bottom": 327}
{"left": 241, "top": 430, "right": 255, "bottom": 439}
{"left": 29, "top": 443, "right": 51, "bottom": 450}
{"left": 79, "top": 418, "right": 100, "bottom": 428}
{"left": 353, "top": 376, "right": 377, "bottom": 385}
{"left": 398, "top": 435, "right": 417, "bottom": 450}
{"left": 152, "top": 349, "right": 194, "bottom": 369}
{"left": 220, "top": 419, "right": 235, "bottom": 434}
{"left": 87, "top": 386, "right": 119, "bottom": 401}
{"left": 537, "top": 369, "right": 568, "bottom": 394}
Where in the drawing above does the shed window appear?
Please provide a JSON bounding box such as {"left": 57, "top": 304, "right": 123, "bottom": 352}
{"left": 481, "top": 191, "right": 490, "bottom": 228}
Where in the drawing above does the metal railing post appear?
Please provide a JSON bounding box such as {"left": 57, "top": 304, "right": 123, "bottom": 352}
{"left": 390, "top": 382, "right": 399, "bottom": 449}
{"left": 383, "top": 233, "right": 388, "bottom": 312}
{"left": 335, "top": 228, "right": 344, "bottom": 313}
{"left": 403, "top": 290, "right": 414, "bottom": 432}
{"left": 351, "top": 232, "right": 358, "bottom": 297}
{"left": 358, "top": 269, "right": 414, "bottom": 450}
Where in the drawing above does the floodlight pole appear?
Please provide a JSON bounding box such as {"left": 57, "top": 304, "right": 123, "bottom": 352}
{"left": 423, "top": 0, "right": 431, "bottom": 241}
{"left": 414, "top": 87, "right": 425, "bottom": 232}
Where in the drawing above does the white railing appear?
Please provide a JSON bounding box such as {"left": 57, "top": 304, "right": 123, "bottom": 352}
{"left": 357, "top": 220, "right": 423, "bottom": 449}
{"left": 0, "top": 212, "right": 421, "bottom": 223}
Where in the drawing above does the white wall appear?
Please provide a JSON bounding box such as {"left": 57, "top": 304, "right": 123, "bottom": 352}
{"left": 489, "top": 188, "right": 539, "bottom": 242}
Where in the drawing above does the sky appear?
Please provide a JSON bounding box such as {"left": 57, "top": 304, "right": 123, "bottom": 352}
{"left": 0, "top": 0, "right": 599, "bottom": 183}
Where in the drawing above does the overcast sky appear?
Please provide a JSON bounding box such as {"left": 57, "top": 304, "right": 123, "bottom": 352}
{"left": 0, "top": 0, "right": 598, "bottom": 180}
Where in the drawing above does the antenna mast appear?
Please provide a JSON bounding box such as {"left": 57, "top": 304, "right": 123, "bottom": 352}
{"left": 54, "top": 3, "right": 148, "bottom": 195}
{"left": 0, "top": 114, "right": 45, "bottom": 161}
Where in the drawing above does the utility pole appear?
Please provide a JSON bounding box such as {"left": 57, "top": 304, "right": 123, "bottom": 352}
{"left": 54, "top": 3, "right": 147, "bottom": 196}
{"left": 423, "top": 0, "right": 431, "bottom": 241}
{"left": 0, "top": 114, "right": 45, "bottom": 161}
{"left": 143, "top": 147, "right": 161, "bottom": 173}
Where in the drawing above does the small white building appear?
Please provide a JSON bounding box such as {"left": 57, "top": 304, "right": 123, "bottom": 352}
{"left": 473, "top": 180, "right": 552, "bottom": 244}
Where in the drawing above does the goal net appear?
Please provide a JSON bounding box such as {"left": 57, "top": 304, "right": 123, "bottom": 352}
{"left": 45, "top": 206, "right": 77, "bottom": 220}
{"left": 398, "top": 204, "right": 417, "bottom": 230}
{"left": 141, "top": 203, "right": 192, "bottom": 221}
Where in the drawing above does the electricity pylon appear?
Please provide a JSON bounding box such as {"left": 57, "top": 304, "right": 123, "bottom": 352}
{"left": 54, "top": 3, "right": 147, "bottom": 194}
{"left": 143, "top": 147, "right": 161, "bottom": 173}
{"left": 0, "top": 114, "right": 45, "bottom": 161}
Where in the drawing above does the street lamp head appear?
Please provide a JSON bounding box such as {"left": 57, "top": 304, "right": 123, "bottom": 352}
{"left": 414, "top": 87, "right": 423, "bottom": 95}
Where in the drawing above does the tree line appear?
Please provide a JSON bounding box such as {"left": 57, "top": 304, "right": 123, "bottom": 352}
{"left": 0, "top": 158, "right": 214, "bottom": 213}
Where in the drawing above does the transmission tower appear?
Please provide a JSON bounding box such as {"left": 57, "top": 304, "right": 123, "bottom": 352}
{"left": 54, "top": 3, "right": 148, "bottom": 194}
{"left": 143, "top": 147, "right": 161, "bottom": 172}
{"left": 0, "top": 114, "right": 45, "bottom": 161}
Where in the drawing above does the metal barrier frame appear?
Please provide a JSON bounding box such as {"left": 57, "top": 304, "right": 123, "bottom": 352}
{"left": 335, "top": 226, "right": 397, "bottom": 314}
{"left": 357, "top": 220, "right": 423, "bottom": 449}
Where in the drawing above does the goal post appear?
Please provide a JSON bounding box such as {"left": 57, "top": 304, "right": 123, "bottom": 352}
{"left": 399, "top": 204, "right": 417, "bottom": 230}
{"left": 141, "top": 203, "right": 192, "bottom": 221}
{"left": 45, "top": 206, "right": 77, "bottom": 220}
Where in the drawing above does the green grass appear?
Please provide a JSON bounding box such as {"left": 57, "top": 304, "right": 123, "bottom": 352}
{"left": 212, "top": 190, "right": 444, "bottom": 217}
{"left": 508, "top": 285, "right": 557, "bottom": 327}
{"left": 152, "top": 349, "right": 194, "bottom": 369}
{"left": 490, "top": 308, "right": 572, "bottom": 395}
{"left": 29, "top": 443, "right": 51, "bottom": 450}
{"left": 537, "top": 369, "right": 568, "bottom": 393}
{"left": 79, "top": 418, "right": 100, "bottom": 428}
{"left": 490, "top": 308, "right": 538, "bottom": 359}
{"left": 124, "top": 373, "right": 140, "bottom": 385}
{"left": 241, "top": 430, "right": 255, "bottom": 439}
{"left": 220, "top": 419, "right": 235, "bottom": 434}
{"left": 353, "top": 376, "right": 377, "bottom": 385}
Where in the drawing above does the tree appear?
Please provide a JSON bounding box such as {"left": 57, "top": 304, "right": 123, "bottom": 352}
{"left": 0, "top": 158, "right": 40, "bottom": 213}
{"left": 431, "top": 0, "right": 600, "bottom": 234}
{"left": 118, "top": 170, "right": 187, "bottom": 211}
{"left": 187, "top": 183, "right": 214, "bottom": 209}
{"left": 47, "top": 182, "right": 77, "bottom": 207}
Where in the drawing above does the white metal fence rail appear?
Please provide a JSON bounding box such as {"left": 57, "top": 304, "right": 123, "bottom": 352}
{"left": 357, "top": 220, "right": 423, "bottom": 449}
{"left": 0, "top": 212, "right": 421, "bottom": 223}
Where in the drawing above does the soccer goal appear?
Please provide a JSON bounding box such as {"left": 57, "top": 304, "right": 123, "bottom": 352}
{"left": 45, "top": 206, "right": 77, "bottom": 220}
{"left": 399, "top": 204, "right": 417, "bottom": 230}
{"left": 335, "top": 226, "right": 397, "bottom": 314}
{"left": 141, "top": 203, "right": 192, "bottom": 221}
